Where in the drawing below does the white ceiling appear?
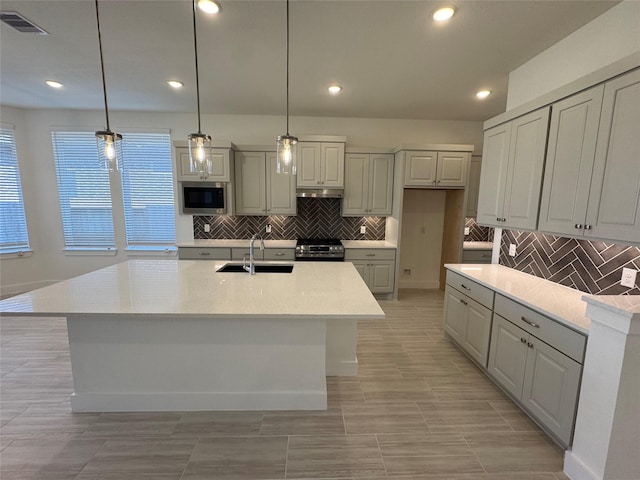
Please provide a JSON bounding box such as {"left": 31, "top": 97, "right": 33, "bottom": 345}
{"left": 0, "top": 0, "right": 619, "bottom": 122}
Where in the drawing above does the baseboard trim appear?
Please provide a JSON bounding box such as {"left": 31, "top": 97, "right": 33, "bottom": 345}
{"left": 326, "top": 358, "right": 358, "bottom": 376}
{"left": 398, "top": 280, "right": 440, "bottom": 289}
{"left": 564, "top": 450, "right": 600, "bottom": 480}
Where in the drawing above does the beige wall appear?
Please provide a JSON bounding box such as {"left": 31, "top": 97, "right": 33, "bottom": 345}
{"left": 398, "top": 189, "right": 446, "bottom": 290}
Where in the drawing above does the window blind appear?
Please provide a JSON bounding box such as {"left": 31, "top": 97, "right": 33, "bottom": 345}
{"left": 120, "top": 132, "right": 175, "bottom": 246}
{"left": 0, "top": 126, "right": 30, "bottom": 253}
{"left": 51, "top": 131, "right": 115, "bottom": 249}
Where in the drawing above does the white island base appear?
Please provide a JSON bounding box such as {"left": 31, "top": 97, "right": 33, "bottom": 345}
{"left": 0, "top": 260, "right": 382, "bottom": 412}
{"left": 68, "top": 314, "right": 347, "bottom": 412}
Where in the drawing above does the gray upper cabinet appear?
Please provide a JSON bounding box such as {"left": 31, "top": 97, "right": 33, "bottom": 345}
{"left": 297, "top": 142, "right": 345, "bottom": 188}
{"left": 403, "top": 151, "right": 468, "bottom": 188}
{"left": 477, "top": 107, "right": 550, "bottom": 230}
{"left": 584, "top": 68, "right": 640, "bottom": 244}
{"left": 538, "top": 85, "right": 605, "bottom": 237}
{"left": 235, "top": 151, "right": 296, "bottom": 216}
{"left": 465, "top": 156, "right": 482, "bottom": 217}
{"left": 176, "top": 146, "right": 231, "bottom": 182}
{"left": 342, "top": 153, "right": 394, "bottom": 216}
{"left": 539, "top": 68, "right": 640, "bottom": 245}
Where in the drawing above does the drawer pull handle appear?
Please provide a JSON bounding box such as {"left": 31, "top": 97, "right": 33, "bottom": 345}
{"left": 365, "top": 253, "right": 376, "bottom": 257}
{"left": 481, "top": 254, "right": 491, "bottom": 258}
{"left": 275, "top": 252, "right": 285, "bottom": 256}
{"left": 527, "top": 342, "right": 534, "bottom": 349}
{"left": 521, "top": 316, "right": 539, "bottom": 328}
{"left": 520, "top": 337, "right": 527, "bottom": 343}
{"left": 460, "top": 284, "right": 471, "bottom": 291}
{"left": 460, "top": 299, "right": 468, "bottom": 306}
{"left": 199, "top": 252, "right": 211, "bottom": 256}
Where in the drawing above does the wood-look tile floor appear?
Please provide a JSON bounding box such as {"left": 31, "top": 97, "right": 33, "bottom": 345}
{"left": 0, "top": 289, "right": 570, "bottom": 479}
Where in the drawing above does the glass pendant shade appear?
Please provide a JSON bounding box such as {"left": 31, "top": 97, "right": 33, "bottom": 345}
{"left": 188, "top": 132, "right": 213, "bottom": 175}
{"left": 276, "top": 134, "right": 298, "bottom": 175}
{"left": 95, "top": 130, "right": 122, "bottom": 172}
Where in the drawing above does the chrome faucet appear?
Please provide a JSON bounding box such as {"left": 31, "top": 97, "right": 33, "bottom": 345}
{"left": 243, "top": 234, "right": 265, "bottom": 275}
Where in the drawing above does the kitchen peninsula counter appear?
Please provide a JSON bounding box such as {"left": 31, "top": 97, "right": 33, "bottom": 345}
{"left": 0, "top": 260, "right": 383, "bottom": 412}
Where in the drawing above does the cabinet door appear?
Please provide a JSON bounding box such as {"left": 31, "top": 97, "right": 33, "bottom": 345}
{"left": 461, "top": 297, "right": 492, "bottom": 368}
{"left": 585, "top": 69, "right": 640, "bottom": 244}
{"left": 297, "top": 142, "right": 321, "bottom": 186}
{"left": 443, "top": 285, "right": 467, "bottom": 344}
{"left": 351, "top": 261, "right": 369, "bottom": 286}
{"left": 488, "top": 315, "right": 528, "bottom": 399}
{"left": 465, "top": 157, "right": 481, "bottom": 217}
{"left": 234, "top": 152, "right": 267, "bottom": 215}
{"left": 538, "top": 86, "right": 604, "bottom": 237}
{"left": 404, "top": 151, "right": 437, "bottom": 187}
{"left": 321, "top": 143, "right": 345, "bottom": 187}
{"left": 477, "top": 124, "right": 511, "bottom": 227}
{"left": 502, "top": 107, "right": 550, "bottom": 230}
{"left": 266, "top": 152, "right": 296, "bottom": 215}
{"left": 176, "top": 147, "right": 230, "bottom": 182}
{"left": 368, "top": 154, "right": 394, "bottom": 215}
{"left": 369, "top": 261, "right": 395, "bottom": 294}
{"left": 522, "top": 337, "right": 582, "bottom": 446}
{"left": 437, "top": 152, "right": 468, "bottom": 188}
{"left": 342, "top": 153, "right": 369, "bottom": 215}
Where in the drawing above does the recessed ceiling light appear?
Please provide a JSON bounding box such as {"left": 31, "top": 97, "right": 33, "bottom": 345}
{"left": 197, "top": 0, "right": 220, "bottom": 14}
{"left": 433, "top": 7, "right": 455, "bottom": 22}
{"left": 328, "top": 85, "right": 342, "bottom": 95}
{"left": 476, "top": 90, "right": 492, "bottom": 99}
{"left": 45, "top": 80, "right": 63, "bottom": 88}
{"left": 167, "top": 80, "right": 184, "bottom": 89}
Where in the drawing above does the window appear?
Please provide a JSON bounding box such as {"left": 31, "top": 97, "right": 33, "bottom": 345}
{"left": 0, "top": 125, "right": 30, "bottom": 254}
{"left": 51, "top": 131, "right": 115, "bottom": 249}
{"left": 120, "top": 132, "right": 175, "bottom": 248}
{"left": 51, "top": 130, "right": 175, "bottom": 252}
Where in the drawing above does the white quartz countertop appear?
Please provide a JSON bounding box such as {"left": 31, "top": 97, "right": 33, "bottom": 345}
{"left": 583, "top": 295, "right": 640, "bottom": 318}
{"left": 0, "top": 260, "right": 385, "bottom": 320}
{"left": 177, "top": 239, "right": 396, "bottom": 249}
{"left": 177, "top": 239, "right": 297, "bottom": 248}
{"left": 342, "top": 240, "right": 397, "bottom": 249}
{"left": 445, "top": 264, "right": 590, "bottom": 334}
{"left": 463, "top": 241, "right": 494, "bottom": 250}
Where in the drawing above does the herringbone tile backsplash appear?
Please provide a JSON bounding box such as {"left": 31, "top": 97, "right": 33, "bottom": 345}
{"left": 464, "top": 217, "right": 494, "bottom": 242}
{"left": 500, "top": 230, "right": 640, "bottom": 295}
{"left": 193, "top": 198, "right": 386, "bottom": 240}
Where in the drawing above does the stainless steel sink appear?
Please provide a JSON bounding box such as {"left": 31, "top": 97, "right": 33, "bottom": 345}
{"left": 217, "top": 263, "right": 294, "bottom": 273}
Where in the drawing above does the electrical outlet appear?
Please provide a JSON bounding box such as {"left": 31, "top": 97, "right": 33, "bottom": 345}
{"left": 509, "top": 243, "right": 517, "bottom": 257}
{"left": 265, "top": 224, "right": 272, "bottom": 233}
{"left": 620, "top": 267, "right": 638, "bottom": 288}
{"left": 403, "top": 269, "right": 411, "bottom": 276}
{"left": 204, "top": 224, "right": 210, "bottom": 233}
{"left": 464, "top": 227, "right": 470, "bottom": 235}
{"left": 360, "top": 226, "right": 366, "bottom": 234}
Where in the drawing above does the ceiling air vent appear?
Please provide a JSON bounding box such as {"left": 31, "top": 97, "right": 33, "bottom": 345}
{"left": 0, "top": 12, "right": 48, "bottom": 34}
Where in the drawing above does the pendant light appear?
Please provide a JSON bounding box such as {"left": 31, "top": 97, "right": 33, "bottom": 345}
{"left": 94, "top": 0, "right": 122, "bottom": 172}
{"left": 188, "top": 0, "right": 213, "bottom": 177}
{"left": 276, "top": 0, "right": 297, "bottom": 175}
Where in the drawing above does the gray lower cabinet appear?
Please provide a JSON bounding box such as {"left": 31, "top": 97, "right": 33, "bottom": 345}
{"left": 444, "top": 283, "right": 493, "bottom": 368}
{"left": 461, "top": 249, "right": 492, "bottom": 264}
{"left": 177, "top": 247, "right": 231, "bottom": 260}
{"left": 345, "top": 249, "right": 395, "bottom": 294}
{"left": 488, "top": 293, "right": 585, "bottom": 447}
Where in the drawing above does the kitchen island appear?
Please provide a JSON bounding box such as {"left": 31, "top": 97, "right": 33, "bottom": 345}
{"left": 0, "top": 259, "right": 384, "bottom": 412}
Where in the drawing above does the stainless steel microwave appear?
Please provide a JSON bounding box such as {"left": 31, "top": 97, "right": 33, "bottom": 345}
{"left": 180, "top": 182, "right": 227, "bottom": 215}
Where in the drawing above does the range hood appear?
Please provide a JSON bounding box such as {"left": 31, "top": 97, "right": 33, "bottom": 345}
{"left": 296, "top": 188, "right": 343, "bottom": 199}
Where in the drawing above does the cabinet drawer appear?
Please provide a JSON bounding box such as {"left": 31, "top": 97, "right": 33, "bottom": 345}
{"left": 445, "top": 271, "right": 494, "bottom": 309}
{"left": 344, "top": 249, "right": 396, "bottom": 261}
{"left": 231, "top": 248, "right": 254, "bottom": 260}
{"left": 462, "top": 249, "right": 493, "bottom": 263}
{"left": 178, "top": 247, "right": 231, "bottom": 260}
{"left": 494, "top": 294, "right": 586, "bottom": 363}
{"left": 264, "top": 248, "right": 295, "bottom": 261}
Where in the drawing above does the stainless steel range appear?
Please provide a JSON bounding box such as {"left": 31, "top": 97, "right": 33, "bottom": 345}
{"left": 295, "top": 238, "right": 345, "bottom": 261}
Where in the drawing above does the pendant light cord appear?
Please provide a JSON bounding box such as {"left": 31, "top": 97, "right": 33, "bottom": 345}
{"left": 286, "top": 0, "right": 290, "bottom": 136}
{"left": 192, "top": 0, "right": 202, "bottom": 135}
{"left": 95, "top": 0, "right": 111, "bottom": 132}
